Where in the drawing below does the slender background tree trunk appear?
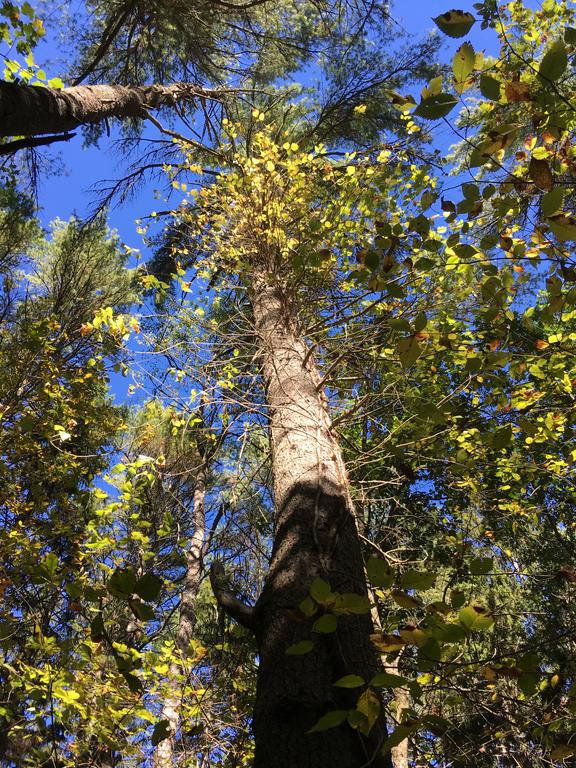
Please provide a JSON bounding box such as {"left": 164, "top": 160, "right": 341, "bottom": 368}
{"left": 369, "top": 591, "right": 409, "bottom": 768}
{"left": 249, "top": 273, "right": 390, "bottom": 768}
{"left": 153, "top": 478, "right": 206, "bottom": 768}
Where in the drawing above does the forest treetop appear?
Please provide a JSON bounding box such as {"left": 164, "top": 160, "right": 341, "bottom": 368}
{"left": 2, "top": 1, "right": 576, "bottom": 767}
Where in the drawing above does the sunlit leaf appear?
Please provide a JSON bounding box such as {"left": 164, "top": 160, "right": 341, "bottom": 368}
{"left": 391, "top": 590, "right": 422, "bottom": 609}
{"left": 459, "top": 604, "right": 494, "bottom": 631}
{"left": 433, "top": 10, "right": 476, "bottom": 38}
{"left": 349, "top": 689, "right": 380, "bottom": 736}
{"left": 370, "top": 633, "right": 407, "bottom": 652}
{"left": 453, "top": 42, "right": 475, "bottom": 91}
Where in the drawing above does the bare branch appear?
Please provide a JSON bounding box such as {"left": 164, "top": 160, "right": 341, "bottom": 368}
{"left": 210, "top": 561, "right": 257, "bottom": 631}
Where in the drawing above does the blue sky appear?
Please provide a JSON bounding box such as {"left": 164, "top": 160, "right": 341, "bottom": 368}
{"left": 30, "top": 0, "right": 502, "bottom": 237}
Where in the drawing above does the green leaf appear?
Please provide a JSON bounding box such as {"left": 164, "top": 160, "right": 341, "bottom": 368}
{"left": 492, "top": 424, "right": 513, "bottom": 450}
{"left": 548, "top": 214, "right": 576, "bottom": 241}
{"left": 334, "top": 674, "right": 365, "bottom": 688}
{"left": 400, "top": 570, "right": 435, "bottom": 591}
{"left": 381, "top": 722, "right": 420, "bottom": 756}
{"left": 108, "top": 567, "right": 137, "bottom": 597}
{"left": 415, "top": 257, "right": 435, "bottom": 271}
{"left": 565, "top": 26, "right": 576, "bottom": 45}
{"left": 542, "top": 187, "right": 564, "bottom": 217}
{"left": 450, "top": 589, "right": 466, "bottom": 609}
{"left": 418, "top": 637, "right": 442, "bottom": 664}
{"left": 129, "top": 599, "right": 155, "bottom": 622}
{"left": 370, "top": 672, "right": 411, "bottom": 688}
{"left": 350, "top": 689, "right": 380, "bottom": 736}
{"left": 539, "top": 41, "right": 568, "bottom": 81}
{"left": 430, "top": 621, "right": 467, "bottom": 642}
{"left": 410, "top": 214, "right": 430, "bottom": 237}
{"left": 397, "top": 336, "right": 422, "bottom": 368}
{"left": 370, "top": 633, "right": 407, "bottom": 652}
{"left": 480, "top": 75, "right": 501, "bottom": 101}
{"left": 400, "top": 625, "right": 429, "bottom": 646}
{"left": 414, "top": 312, "right": 428, "bottom": 332}
{"left": 364, "top": 250, "right": 379, "bottom": 270}
{"left": 41, "top": 552, "right": 59, "bottom": 578}
{"left": 459, "top": 604, "right": 494, "bottom": 631}
{"left": 366, "top": 556, "right": 394, "bottom": 588}
{"left": 286, "top": 640, "right": 314, "bottom": 655}
{"left": 65, "top": 581, "right": 83, "bottom": 599}
{"left": 313, "top": 614, "right": 338, "bottom": 633}
{"left": 433, "top": 10, "right": 476, "bottom": 38}
{"left": 90, "top": 615, "right": 105, "bottom": 642}
{"left": 414, "top": 93, "right": 458, "bottom": 120}
{"left": 298, "top": 596, "right": 317, "bottom": 617}
{"left": 470, "top": 557, "right": 493, "bottom": 575}
{"left": 336, "top": 593, "right": 371, "bottom": 614}
{"left": 422, "top": 713, "right": 450, "bottom": 735}
{"left": 123, "top": 672, "right": 143, "bottom": 693}
{"left": 48, "top": 76, "right": 64, "bottom": 89}
{"left": 308, "top": 710, "right": 348, "bottom": 733}
{"left": 84, "top": 585, "right": 105, "bottom": 602}
{"left": 421, "top": 75, "right": 443, "bottom": 99}
{"left": 134, "top": 572, "right": 163, "bottom": 601}
{"left": 462, "top": 182, "right": 480, "bottom": 201}
{"left": 518, "top": 672, "right": 540, "bottom": 697}
{"left": 453, "top": 42, "right": 475, "bottom": 91}
{"left": 151, "top": 720, "right": 171, "bottom": 746}
{"left": 389, "top": 317, "right": 412, "bottom": 332}
{"left": 391, "top": 589, "right": 422, "bottom": 609}
{"left": 309, "top": 577, "right": 331, "bottom": 604}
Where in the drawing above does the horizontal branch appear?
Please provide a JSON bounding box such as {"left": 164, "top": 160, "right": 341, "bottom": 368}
{"left": 0, "top": 131, "right": 76, "bottom": 155}
{"left": 0, "top": 80, "right": 227, "bottom": 139}
{"left": 210, "top": 561, "right": 257, "bottom": 631}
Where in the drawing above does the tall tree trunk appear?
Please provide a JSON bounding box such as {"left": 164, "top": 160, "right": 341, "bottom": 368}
{"left": 153, "top": 478, "right": 206, "bottom": 768}
{"left": 0, "top": 81, "right": 217, "bottom": 138}
{"left": 249, "top": 273, "right": 390, "bottom": 768}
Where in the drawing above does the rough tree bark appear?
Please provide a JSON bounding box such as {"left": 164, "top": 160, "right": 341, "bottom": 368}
{"left": 0, "top": 81, "right": 217, "bottom": 138}
{"left": 153, "top": 477, "right": 206, "bottom": 768}
{"left": 245, "top": 271, "right": 391, "bottom": 768}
